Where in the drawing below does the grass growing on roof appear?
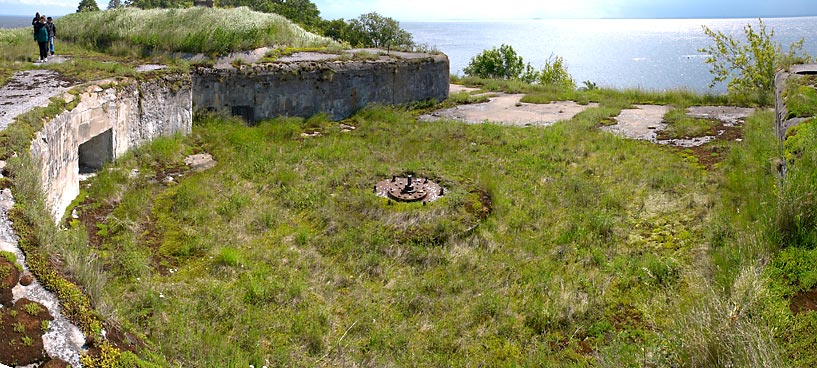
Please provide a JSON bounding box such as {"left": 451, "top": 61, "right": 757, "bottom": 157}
{"left": 72, "top": 104, "right": 727, "bottom": 366}
{"left": 56, "top": 7, "right": 341, "bottom": 56}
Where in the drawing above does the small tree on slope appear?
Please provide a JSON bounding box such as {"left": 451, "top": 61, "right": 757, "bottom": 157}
{"left": 700, "top": 18, "right": 810, "bottom": 106}
{"left": 77, "top": 0, "right": 100, "bottom": 12}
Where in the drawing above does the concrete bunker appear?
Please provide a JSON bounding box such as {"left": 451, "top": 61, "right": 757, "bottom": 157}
{"left": 78, "top": 128, "right": 113, "bottom": 174}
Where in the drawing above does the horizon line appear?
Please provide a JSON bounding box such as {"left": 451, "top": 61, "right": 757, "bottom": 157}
{"left": 396, "top": 14, "right": 817, "bottom": 22}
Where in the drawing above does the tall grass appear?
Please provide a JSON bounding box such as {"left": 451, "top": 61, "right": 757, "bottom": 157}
{"left": 56, "top": 7, "right": 341, "bottom": 56}
{"left": 61, "top": 103, "right": 728, "bottom": 366}
{"left": 0, "top": 27, "right": 36, "bottom": 85}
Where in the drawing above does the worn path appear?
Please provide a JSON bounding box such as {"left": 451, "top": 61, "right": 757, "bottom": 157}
{"left": 0, "top": 68, "right": 77, "bottom": 129}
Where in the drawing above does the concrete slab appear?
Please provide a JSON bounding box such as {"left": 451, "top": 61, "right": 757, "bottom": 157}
{"left": 602, "top": 104, "right": 670, "bottom": 142}
{"left": 421, "top": 93, "right": 598, "bottom": 127}
{"left": 686, "top": 106, "right": 754, "bottom": 127}
{"left": 0, "top": 70, "right": 77, "bottom": 130}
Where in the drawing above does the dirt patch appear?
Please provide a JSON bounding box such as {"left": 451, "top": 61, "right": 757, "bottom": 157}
{"left": 1, "top": 257, "right": 21, "bottom": 307}
{"left": 0, "top": 295, "right": 54, "bottom": 366}
{"left": 449, "top": 84, "right": 481, "bottom": 94}
{"left": 421, "top": 93, "right": 598, "bottom": 126}
{"left": 790, "top": 288, "right": 817, "bottom": 315}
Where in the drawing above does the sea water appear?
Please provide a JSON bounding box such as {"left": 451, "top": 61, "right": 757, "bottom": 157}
{"left": 403, "top": 17, "right": 817, "bottom": 93}
{"left": 0, "top": 15, "right": 33, "bottom": 28}
{"left": 4, "top": 15, "right": 816, "bottom": 92}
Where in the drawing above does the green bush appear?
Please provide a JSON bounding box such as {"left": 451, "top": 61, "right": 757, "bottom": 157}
{"left": 538, "top": 54, "right": 575, "bottom": 89}
{"left": 345, "top": 12, "right": 414, "bottom": 51}
{"left": 464, "top": 45, "right": 575, "bottom": 89}
{"left": 463, "top": 44, "right": 537, "bottom": 82}
{"left": 700, "top": 19, "right": 811, "bottom": 106}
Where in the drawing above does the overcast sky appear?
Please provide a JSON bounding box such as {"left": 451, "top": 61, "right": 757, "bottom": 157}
{"left": 3, "top": 0, "right": 817, "bottom": 20}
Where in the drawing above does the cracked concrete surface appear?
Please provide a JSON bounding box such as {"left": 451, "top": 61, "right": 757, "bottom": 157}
{"left": 422, "top": 91, "right": 598, "bottom": 127}
{"left": 0, "top": 69, "right": 77, "bottom": 130}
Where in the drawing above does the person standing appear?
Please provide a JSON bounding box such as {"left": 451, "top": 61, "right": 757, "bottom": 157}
{"left": 31, "top": 12, "right": 40, "bottom": 35}
{"left": 33, "top": 16, "right": 49, "bottom": 63}
{"left": 46, "top": 17, "right": 56, "bottom": 55}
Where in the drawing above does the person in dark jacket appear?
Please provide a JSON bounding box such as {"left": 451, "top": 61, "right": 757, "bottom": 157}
{"left": 46, "top": 17, "right": 56, "bottom": 55}
{"left": 32, "top": 12, "right": 40, "bottom": 35}
{"left": 34, "top": 16, "right": 49, "bottom": 63}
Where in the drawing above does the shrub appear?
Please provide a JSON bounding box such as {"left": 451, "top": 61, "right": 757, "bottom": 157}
{"left": 464, "top": 44, "right": 534, "bottom": 81}
{"left": 464, "top": 45, "right": 575, "bottom": 88}
{"left": 538, "top": 54, "right": 576, "bottom": 89}
{"left": 345, "top": 12, "right": 414, "bottom": 51}
{"left": 700, "top": 19, "right": 811, "bottom": 106}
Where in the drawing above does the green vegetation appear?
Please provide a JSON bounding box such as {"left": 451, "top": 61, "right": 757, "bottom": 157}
{"left": 344, "top": 12, "right": 414, "bottom": 51}
{"left": 700, "top": 18, "right": 811, "bottom": 105}
{"left": 659, "top": 107, "right": 719, "bottom": 140}
{"left": 57, "top": 7, "right": 340, "bottom": 56}
{"left": 22, "top": 302, "right": 44, "bottom": 316}
{"left": 783, "top": 75, "right": 817, "bottom": 119}
{"left": 464, "top": 44, "right": 538, "bottom": 82}
{"left": 463, "top": 45, "right": 575, "bottom": 88}
{"left": 537, "top": 54, "right": 576, "bottom": 89}
{"left": 1, "top": 14, "right": 815, "bottom": 367}
{"left": 32, "top": 81, "right": 801, "bottom": 366}
{"left": 77, "top": 0, "right": 101, "bottom": 12}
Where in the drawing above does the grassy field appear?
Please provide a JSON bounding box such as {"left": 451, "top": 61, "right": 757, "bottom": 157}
{"left": 57, "top": 7, "right": 341, "bottom": 56}
{"left": 3, "top": 9, "right": 816, "bottom": 365}
{"left": 36, "top": 85, "right": 807, "bottom": 366}
{"left": 1, "top": 6, "right": 341, "bottom": 88}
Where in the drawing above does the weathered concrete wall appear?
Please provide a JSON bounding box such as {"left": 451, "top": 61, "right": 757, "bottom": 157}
{"left": 27, "top": 51, "right": 447, "bottom": 220}
{"left": 192, "top": 52, "right": 449, "bottom": 122}
{"left": 775, "top": 64, "right": 817, "bottom": 141}
{"left": 29, "top": 74, "right": 192, "bottom": 220}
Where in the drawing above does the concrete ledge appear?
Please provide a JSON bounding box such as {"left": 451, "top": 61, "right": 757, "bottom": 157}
{"left": 30, "top": 75, "right": 193, "bottom": 220}
{"left": 192, "top": 51, "right": 450, "bottom": 122}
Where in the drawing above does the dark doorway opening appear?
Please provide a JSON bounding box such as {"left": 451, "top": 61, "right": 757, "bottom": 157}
{"left": 231, "top": 105, "right": 255, "bottom": 125}
{"left": 78, "top": 129, "right": 113, "bottom": 174}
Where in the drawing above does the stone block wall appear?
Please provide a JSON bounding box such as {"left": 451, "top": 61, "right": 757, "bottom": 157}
{"left": 192, "top": 53, "right": 450, "bottom": 122}
{"left": 29, "top": 74, "right": 192, "bottom": 220}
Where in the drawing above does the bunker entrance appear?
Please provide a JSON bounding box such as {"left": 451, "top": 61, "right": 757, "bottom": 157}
{"left": 79, "top": 129, "right": 113, "bottom": 174}
{"left": 231, "top": 105, "right": 255, "bottom": 125}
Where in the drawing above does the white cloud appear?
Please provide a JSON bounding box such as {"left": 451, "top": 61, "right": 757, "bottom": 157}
{"left": 0, "top": 0, "right": 74, "bottom": 7}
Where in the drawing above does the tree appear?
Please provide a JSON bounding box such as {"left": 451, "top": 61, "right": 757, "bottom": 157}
{"left": 700, "top": 19, "right": 810, "bottom": 105}
{"left": 107, "top": 0, "right": 123, "bottom": 8}
{"left": 77, "top": 0, "right": 101, "bottom": 12}
{"left": 347, "top": 12, "right": 414, "bottom": 51}
{"left": 538, "top": 55, "right": 575, "bottom": 89}
{"left": 269, "top": 0, "right": 321, "bottom": 29}
{"left": 318, "top": 18, "right": 349, "bottom": 42}
{"left": 463, "top": 44, "right": 531, "bottom": 80}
